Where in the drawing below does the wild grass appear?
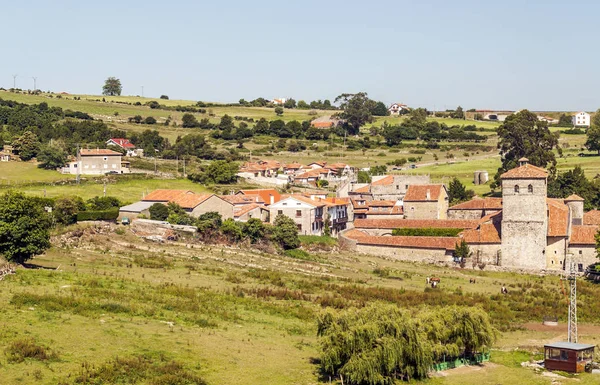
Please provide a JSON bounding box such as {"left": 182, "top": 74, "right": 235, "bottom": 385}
{"left": 5, "top": 337, "right": 58, "bottom": 363}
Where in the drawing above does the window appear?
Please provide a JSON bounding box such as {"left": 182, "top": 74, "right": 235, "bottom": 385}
{"left": 578, "top": 264, "right": 584, "bottom": 272}
{"left": 297, "top": 224, "right": 302, "bottom": 231}
{"left": 103, "top": 157, "right": 108, "bottom": 161}
{"left": 514, "top": 185, "right": 519, "bottom": 193}
{"left": 278, "top": 210, "right": 283, "bottom": 215}
{"left": 579, "top": 250, "right": 583, "bottom": 255}
{"left": 528, "top": 184, "right": 533, "bottom": 193}
{"left": 282, "top": 202, "right": 287, "bottom": 206}
{"left": 296, "top": 210, "right": 302, "bottom": 217}
{"left": 546, "top": 348, "right": 561, "bottom": 360}
{"left": 297, "top": 202, "right": 301, "bottom": 206}
{"left": 396, "top": 185, "right": 399, "bottom": 190}
{"left": 560, "top": 350, "right": 569, "bottom": 361}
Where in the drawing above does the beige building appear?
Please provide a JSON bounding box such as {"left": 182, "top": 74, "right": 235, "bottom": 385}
{"left": 349, "top": 175, "right": 431, "bottom": 201}
{"left": 269, "top": 195, "right": 325, "bottom": 235}
{"left": 64, "top": 149, "right": 130, "bottom": 175}
{"left": 142, "top": 189, "right": 234, "bottom": 219}
{"left": 403, "top": 184, "right": 449, "bottom": 219}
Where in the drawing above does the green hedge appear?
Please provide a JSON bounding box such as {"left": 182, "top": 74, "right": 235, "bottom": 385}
{"left": 77, "top": 208, "right": 119, "bottom": 222}
{"left": 392, "top": 228, "right": 463, "bottom": 237}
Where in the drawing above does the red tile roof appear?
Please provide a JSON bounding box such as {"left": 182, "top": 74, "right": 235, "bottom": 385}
{"left": 449, "top": 197, "right": 503, "bottom": 210}
{"left": 220, "top": 194, "right": 265, "bottom": 205}
{"left": 500, "top": 164, "right": 548, "bottom": 179}
{"left": 354, "top": 218, "right": 479, "bottom": 230}
{"left": 353, "top": 184, "right": 371, "bottom": 194}
{"left": 570, "top": 225, "right": 599, "bottom": 245}
{"left": 143, "top": 190, "right": 194, "bottom": 202}
{"left": 80, "top": 149, "right": 122, "bottom": 156}
{"left": 238, "top": 189, "right": 281, "bottom": 204}
{"left": 175, "top": 194, "right": 213, "bottom": 209}
{"left": 284, "top": 162, "right": 303, "bottom": 169}
{"left": 461, "top": 223, "right": 501, "bottom": 244}
{"left": 234, "top": 204, "right": 266, "bottom": 218}
{"left": 345, "top": 230, "right": 459, "bottom": 250}
{"left": 547, "top": 198, "right": 569, "bottom": 237}
{"left": 108, "top": 138, "right": 136, "bottom": 149}
{"left": 282, "top": 195, "right": 327, "bottom": 207}
{"left": 404, "top": 184, "right": 446, "bottom": 202}
{"left": 371, "top": 175, "right": 394, "bottom": 186}
{"left": 584, "top": 210, "right": 600, "bottom": 225}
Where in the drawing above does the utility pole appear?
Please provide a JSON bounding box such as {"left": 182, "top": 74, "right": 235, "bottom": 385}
{"left": 183, "top": 157, "right": 186, "bottom": 177}
{"left": 12, "top": 74, "right": 17, "bottom": 89}
{"left": 103, "top": 182, "right": 107, "bottom": 197}
{"left": 564, "top": 252, "right": 578, "bottom": 343}
{"left": 141, "top": 85, "right": 144, "bottom": 98}
{"left": 76, "top": 144, "right": 81, "bottom": 185}
{"left": 32, "top": 77, "right": 37, "bottom": 91}
{"left": 154, "top": 155, "right": 157, "bottom": 175}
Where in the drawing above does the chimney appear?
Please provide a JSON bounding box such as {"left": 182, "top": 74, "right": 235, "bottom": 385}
{"left": 270, "top": 195, "right": 274, "bottom": 205}
{"left": 519, "top": 157, "right": 529, "bottom": 167}
{"left": 426, "top": 189, "right": 431, "bottom": 200}
{"left": 255, "top": 196, "right": 259, "bottom": 203}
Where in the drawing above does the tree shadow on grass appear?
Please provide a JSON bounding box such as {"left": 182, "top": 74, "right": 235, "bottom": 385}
{"left": 21, "top": 263, "right": 57, "bottom": 270}
{"left": 310, "top": 357, "right": 334, "bottom": 383}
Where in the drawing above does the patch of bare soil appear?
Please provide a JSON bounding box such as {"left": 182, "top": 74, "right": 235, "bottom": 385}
{"left": 432, "top": 362, "right": 499, "bottom": 377}
{"left": 522, "top": 322, "right": 600, "bottom": 334}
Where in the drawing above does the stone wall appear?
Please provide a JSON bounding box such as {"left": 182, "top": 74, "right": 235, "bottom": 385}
{"left": 568, "top": 245, "right": 597, "bottom": 269}
{"left": 546, "top": 236, "right": 568, "bottom": 270}
{"left": 404, "top": 201, "right": 441, "bottom": 219}
{"left": 355, "top": 244, "right": 453, "bottom": 264}
{"left": 190, "top": 195, "right": 234, "bottom": 219}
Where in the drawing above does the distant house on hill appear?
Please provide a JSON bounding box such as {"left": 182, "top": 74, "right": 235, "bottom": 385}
{"left": 63, "top": 149, "right": 130, "bottom": 175}
{"left": 388, "top": 103, "right": 410, "bottom": 115}
{"left": 572, "top": 111, "right": 590, "bottom": 127}
{"left": 142, "top": 189, "right": 234, "bottom": 219}
{"left": 271, "top": 98, "right": 287, "bottom": 105}
{"left": 311, "top": 116, "right": 342, "bottom": 128}
{"left": 106, "top": 138, "right": 142, "bottom": 157}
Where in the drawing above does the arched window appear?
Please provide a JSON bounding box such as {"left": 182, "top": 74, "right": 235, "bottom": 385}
{"left": 514, "top": 185, "right": 519, "bottom": 193}
{"left": 528, "top": 184, "right": 533, "bottom": 193}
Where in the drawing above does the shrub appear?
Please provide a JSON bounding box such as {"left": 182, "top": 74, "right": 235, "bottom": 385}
{"left": 392, "top": 228, "right": 463, "bottom": 237}
{"left": 272, "top": 214, "right": 300, "bottom": 249}
{"left": 144, "top": 116, "right": 157, "bottom": 125}
{"left": 160, "top": 95, "right": 169, "bottom": 100}
{"left": 149, "top": 203, "right": 169, "bottom": 221}
{"left": 5, "top": 337, "right": 57, "bottom": 363}
{"left": 76, "top": 208, "right": 119, "bottom": 222}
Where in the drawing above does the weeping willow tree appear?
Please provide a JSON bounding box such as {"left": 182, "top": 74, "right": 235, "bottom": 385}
{"left": 317, "top": 304, "right": 496, "bottom": 385}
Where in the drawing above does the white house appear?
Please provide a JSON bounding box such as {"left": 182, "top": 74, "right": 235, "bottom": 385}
{"left": 269, "top": 195, "right": 325, "bottom": 235}
{"left": 63, "top": 149, "right": 130, "bottom": 175}
{"left": 106, "top": 138, "right": 142, "bottom": 157}
{"left": 388, "top": 103, "right": 410, "bottom": 115}
{"left": 573, "top": 111, "right": 591, "bottom": 128}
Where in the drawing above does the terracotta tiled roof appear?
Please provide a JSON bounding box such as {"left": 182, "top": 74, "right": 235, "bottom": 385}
{"left": 353, "top": 184, "right": 371, "bottom": 194}
{"left": 371, "top": 175, "right": 394, "bottom": 186}
{"left": 108, "top": 138, "right": 136, "bottom": 149}
{"left": 584, "top": 210, "right": 600, "bottom": 225}
{"left": 328, "top": 163, "right": 349, "bottom": 169}
{"left": 238, "top": 189, "right": 281, "bottom": 204}
{"left": 345, "top": 231, "right": 459, "bottom": 250}
{"left": 282, "top": 195, "right": 327, "bottom": 207}
{"left": 461, "top": 223, "right": 501, "bottom": 244}
{"left": 368, "top": 200, "right": 397, "bottom": 207}
{"left": 570, "top": 225, "right": 599, "bottom": 245}
{"left": 234, "top": 204, "right": 266, "bottom": 218}
{"left": 143, "top": 190, "right": 194, "bottom": 202}
{"left": 80, "top": 149, "right": 122, "bottom": 156}
{"left": 284, "top": 162, "right": 303, "bottom": 169}
{"left": 565, "top": 194, "right": 585, "bottom": 202}
{"left": 175, "top": 194, "right": 214, "bottom": 209}
{"left": 547, "top": 198, "right": 569, "bottom": 237}
{"left": 449, "top": 197, "right": 503, "bottom": 210}
{"left": 354, "top": 218, "right": 479, "bottom": 230}
{"left": 307, "top": 161, "right": 327, "bottom": 167}
{"left": 404, "top": 184, "right": 446, "bottom": 202}
{"left": 318, "top": 197, "right": 350, "bottom": 207}
{"left": 500, "top": 164, "right": 548, "bottom": 179}
{"left": 220, "top": 194, "right": 265, "bottom": 205}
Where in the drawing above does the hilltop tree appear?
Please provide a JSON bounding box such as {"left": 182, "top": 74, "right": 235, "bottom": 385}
{"left": 335, "top": 92, "right": 377, "bottom": 135}
{"left": 585, "top": 108, "right": 600, "bottom": 154}
{"left": 181, "top": 113, "right": 199, "bottom": 128}
{"left": 452, "top": 106, "right": 465, "bottom": 119}
{"left": 283, "top": 99, "right": 296, "bottom": 109}
{"left": 493, "top": 109, "right": 560, "bottom": 188}
{"left": 371, "top": 101, "right": 389, "bottom": 116}
{"left": 274, "top": 106, "right": 284, "bottom": 116}
{"left": 0, "top": 191, "right": 51, "bottom": 264}
{"left": 102, "top": 77, "right": 122, "bottom": 96}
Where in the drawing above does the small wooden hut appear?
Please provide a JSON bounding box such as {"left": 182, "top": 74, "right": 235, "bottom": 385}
{"left": 544, "top": 342, "right": 595, "bottom": 373}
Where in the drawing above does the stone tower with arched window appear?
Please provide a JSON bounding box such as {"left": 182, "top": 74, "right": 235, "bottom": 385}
{"left": 500, "top": 158, "right": 549, "bottom": 269}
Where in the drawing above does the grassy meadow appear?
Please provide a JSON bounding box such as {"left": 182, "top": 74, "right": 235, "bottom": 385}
{"left": 2, "top": 223, "right": 600, "bottom": 384}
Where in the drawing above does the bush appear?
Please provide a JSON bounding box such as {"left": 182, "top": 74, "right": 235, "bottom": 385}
{"left": 272, "top": 214, "right": 300, "bottom": 249}
{"left": 149, "top": 203, "right": 169, "bottom": 221}
{"left": 144, "top": 116, "right": 157, "bottom": 125}
{"left": 5, "top": 337, "right": 58, "bottom": 363}
{"left": 160, "top": 95, "right": 169, "bottom": 100}
{"left": 76, "top": 208, "right": 119, "bottom": 222}
{"left": 392, "top": 228, "right": 463, "bottom": 237}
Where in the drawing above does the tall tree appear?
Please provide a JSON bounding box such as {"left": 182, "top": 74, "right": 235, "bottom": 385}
{"left": 493, "top": 109, "right": 560, "bottom": 187}
{"left": 452, "top": 106, "right": 465, "bottom": 119}
{"left": 334, "top": 92, "right": 376, "bottom": 135}
{"left": 37, "top": 144, "right": 67, "bottom": 169}
{"left": 0, "top": 191, "right": 51, "bottom": 264}
{"left": 102, "top": 77, "right": 122, "bottom": 96}
{"left": 12, "top": 131, "right": 41, "bottom": 161}
{"left": 585, "top": 108, "right": 600, "bottom": 154}
{"left": 272, "top": 214, "right": 300, "bottom": 249}
{"left": 371, "top": 101, "right": 389, "bottom": 116}
{"left": 448, "top": 177, "right": 474, "bottom": 204}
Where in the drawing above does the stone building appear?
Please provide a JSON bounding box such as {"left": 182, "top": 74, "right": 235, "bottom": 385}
{"left": 64, "top": 149, "right": 130, "bottom": 175}
{"left": 349, "top": 175, "right": 431, "bottom": 201}
{"left": 403, "top": 184, "right": 449, "bottom": 219}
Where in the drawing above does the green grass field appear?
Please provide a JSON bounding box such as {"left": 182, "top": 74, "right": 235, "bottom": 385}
{"left": 0, "top": 162, "right": 76, "bottom": 183}
{"left": 2, "top": 224, "right": 600, "bottom": 384}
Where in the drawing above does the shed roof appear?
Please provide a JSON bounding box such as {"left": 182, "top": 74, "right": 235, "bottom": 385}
{"left": 449, "top": 197, "right": 503, "bottom": 210}
{"left": 80, "top": 149, "right": 122, "bottom": 156}
{"left": 544, "top": 342, "right": 595, "bottom": 351}
{"left": 569, "top": 225, "right": 598, "bottom": 245}
{"left": 584, "top": 210, "right": 600, "bottom": 225}
{"left": 119, "top": 201, "right": 155, "bottom": 213}
{"left": 404, "top": 184, "right": 446, "bottom": 202}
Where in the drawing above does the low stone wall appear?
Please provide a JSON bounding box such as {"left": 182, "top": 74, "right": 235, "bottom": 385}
{"left": 338, "top": 229, "right": 358, "bottom": 251}
{"left": 356, "top": 244, "right": 453, "bottom": 264}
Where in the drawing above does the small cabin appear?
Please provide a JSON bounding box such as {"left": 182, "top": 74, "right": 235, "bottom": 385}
{"left": 544, "top": 342, "right": 595, "bottom": 373}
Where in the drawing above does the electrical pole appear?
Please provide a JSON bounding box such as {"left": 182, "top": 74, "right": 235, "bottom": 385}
{"left": 12, "top": 74, "right": 17, "bottom": 89}
{"left": 76, "top": 144, "right": 81, "bottom": 185}
{"left": 32, "top": 77, "right": 37, "bottom": 91}
{"left": 564, "top": 252, "right": 578, "bottom": 343}
{"left": 141, "top": 86, "right": 144, "bottom": 98}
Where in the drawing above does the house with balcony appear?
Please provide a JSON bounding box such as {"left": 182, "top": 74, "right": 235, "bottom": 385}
{"left": 268, "top": 195, "right": 325, "bottom": 235}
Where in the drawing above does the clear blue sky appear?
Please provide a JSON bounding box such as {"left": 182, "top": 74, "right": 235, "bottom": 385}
{"left": 2, "top": 0, "right": 598, "bottom": 111}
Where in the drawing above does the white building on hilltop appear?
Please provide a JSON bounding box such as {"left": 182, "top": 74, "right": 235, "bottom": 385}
{"left": 573, "top": 111, "right": 590, "bottom": 127}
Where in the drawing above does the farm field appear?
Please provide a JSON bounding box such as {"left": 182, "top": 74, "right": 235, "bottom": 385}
{"left": 2, "top": 223, "right": 600, "bottom": 385}
{"left": 0, "top": 162, "right": 76, "bottom": 183}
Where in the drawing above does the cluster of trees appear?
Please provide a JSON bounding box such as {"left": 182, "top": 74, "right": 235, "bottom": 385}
{"left": 238, "top": 97, "right": 339, "bottom": 111}
{"left": 0, "top": 191, "right": 122, "bottom": 264}
{"left": 492, "top": 109, "right": 560, "bottom": 189}
{"left": 148, "top": 205, "right": 300, "bottom": 250}
{"left": 381, "top": 109, "right": 487, "bottom": 146}
{"left": 447, "top": 178, "right": 475, "bottom": 205}
{"left": 128, "top": 115, "right": 160, "bottom": 125}
{"left": 317, "top": 303, "right": 495, "bottom": 384}
{"left": 187, "top": 160, "right": 239, "bottom": 184}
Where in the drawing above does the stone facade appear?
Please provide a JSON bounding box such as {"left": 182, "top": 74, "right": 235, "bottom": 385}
{"left": 189, "top": 195, "right": 234, "bottom": 219}
{"left": 500, "top": 176, "right": 548, "bottom": 269}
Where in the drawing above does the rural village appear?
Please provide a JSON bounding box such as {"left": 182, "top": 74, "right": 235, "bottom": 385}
{"left": 3, "top": 2, "right": 600, "bottom": 385}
